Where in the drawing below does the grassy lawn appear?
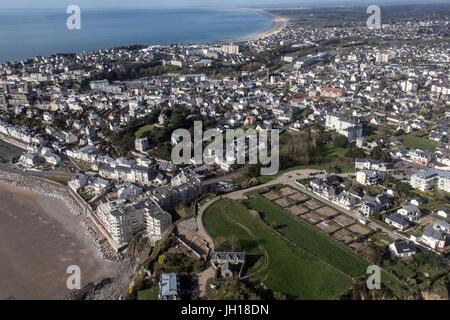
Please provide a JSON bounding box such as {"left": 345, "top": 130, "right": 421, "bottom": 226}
{"left": 400, "top": 134, "right": 439, "bottom": 152}
{"left": 318, "top": 144, "right": 347, "bottom": 158}
{"left": 203, "top": 200, "right": 353, "bottom": 299}
{"left": 245, "top": 194, "right": 368, "bottom": 277}
{"left": 137, "top": 286, "right": 159, "bottom": 300}
{"left": 135, "top": 124, "right": 155, "bottom": 138}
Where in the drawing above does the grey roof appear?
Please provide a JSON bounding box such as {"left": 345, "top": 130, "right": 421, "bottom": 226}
{"left": 400, "top": 204, "right": 420, "bottom": 213}
{"left": 434, "top": 220, "right": 450, "bottom": 232}
{"left": 392, "top": 241, "right": 416, "bottom": 254}
{"left": 386, "top": 214, "right": 410, "bottom": 227}
{"left": 423, "top": 225, "right": 447, "bottom": 241}
{"left": 211, "top": 252, "right": 246, "bottom": 262}
{"left": 159, "top": 273, "right": 180, "bottom": 300}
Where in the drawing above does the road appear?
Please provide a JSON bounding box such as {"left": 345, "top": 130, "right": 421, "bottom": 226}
{"left": 198, "top": 167, "right": 443, "bottom": 257}
{"left": 0, "top": 163, "right": 73, "bottom": 179}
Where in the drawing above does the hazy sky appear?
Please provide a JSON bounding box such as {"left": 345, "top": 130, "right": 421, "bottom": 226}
{"left": 0, "top": 0, "right": 446, "bottom": 8}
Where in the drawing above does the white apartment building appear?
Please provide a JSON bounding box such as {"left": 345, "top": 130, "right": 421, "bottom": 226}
{"left": 97, "top": 199, "right": 145, "bottom": 246}
{"left": 325, "top": 113, "right": 363, "bottom": 142}
{"left": 96, "top": 198, "right": 172, "bottom": 247}
{"left": 410, "top": 169, "right": 450, "bottom": 193}
{"left": 221, "top": 44, "right": 240, "bottom": 54}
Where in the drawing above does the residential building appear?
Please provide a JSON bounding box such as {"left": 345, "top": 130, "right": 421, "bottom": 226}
{"left": 421, "top": 224, "right": 447, "bottom": 249}
{"left": 389, "top": 241, "right": 416, "bottom": 258}
{"left": 135, "top": 137, "right": 149, "bottom": 152}
{"left": 385, "top": 214, "right": 410, "bottom": 231}
{"left": 356, "top": 170, "right": 385, "bottom": 186}
{"left": 397, "top": 205, "right": 421, "bottom": 223}
{"left": 325, "top": 113, "right": 363, "bottom": 142}
{"left": 411, "top": 169, "right": 450, "bottom": 193}
{"left": 159, "top": 273, "right": 180, "bottom": 300}
{"left": 355, "top": 158, "right": 389, "bottom": 172}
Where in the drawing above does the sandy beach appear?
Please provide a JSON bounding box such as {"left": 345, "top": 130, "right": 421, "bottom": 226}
{"left": 243, "top": 10, "right": 290, "bottom": 41}
{"left": 0, "top": 183, "right": 117, "bottom": 300}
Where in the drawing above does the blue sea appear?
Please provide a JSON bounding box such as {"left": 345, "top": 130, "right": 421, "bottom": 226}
{"left": 0, "top": 8, "right": 272, "bottom": 63}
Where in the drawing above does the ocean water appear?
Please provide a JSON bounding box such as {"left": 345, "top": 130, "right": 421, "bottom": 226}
{"left": 0, "top": 8, "right": 272, "bottom": 63}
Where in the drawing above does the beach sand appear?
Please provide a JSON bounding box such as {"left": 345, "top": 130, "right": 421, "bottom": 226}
{"left": 0, "top": 183, "right": 117, "bottom": 300}
{"left": 243, "top": 10, "right": 290, "bottom": 41}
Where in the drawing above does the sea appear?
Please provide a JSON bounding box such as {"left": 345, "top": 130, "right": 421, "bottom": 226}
{"left": 0, "top": 7, "right": 272, "bottom": 63}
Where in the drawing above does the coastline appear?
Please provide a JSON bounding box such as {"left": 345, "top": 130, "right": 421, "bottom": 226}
{"left": 242, "top": 10, "right": 290, "bottom": 41}
{"left": 0, "top": 170, "right": 120, "bottom": 260}
{"left": 0, "top": 8, "right": 279, "bottom": 64}
{"left": 0, "top": 181, "right": 118, "bottom": 299}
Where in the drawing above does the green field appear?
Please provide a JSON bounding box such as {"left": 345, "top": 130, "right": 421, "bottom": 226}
{"left": 318, "top": 144, "right": 347, "bottom": 158}
{"left": 137, "top": 286, "right": 159, "bottom": 300}
{"left": 203, "top": 200, "right": 353, "bottom": 299}
{"left": 135, "top": 124, "right": 155, "bottom": 138}
{"left": 401, "top": 134, "right": 439, "bottom": 152}
{"left": 245, "top": 194, "right": 368, "bottom": 277}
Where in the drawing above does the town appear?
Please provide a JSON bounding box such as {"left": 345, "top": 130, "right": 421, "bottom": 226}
{"left": 0, "top": 3, "right": 449, "bottom": 300}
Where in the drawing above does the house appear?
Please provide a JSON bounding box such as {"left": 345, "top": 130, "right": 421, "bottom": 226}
{"left": 397, "top": 205, "right": 421, "bottom": 223}
{"left": 434, "top": 220, "right": 450, "bottom": 234}
{"left": 421, "top": 225, "right": 447, "bottom": 249}
{"left": 389, "top": 241, "right": 417, "bottom": 258}
{"left": 437, "top": 209, "right": 450, "bottom": 219}
{"left": 154, "top": 172, "right": 169, "bottom": 185}
{"left": 68, "top": 173, "right": 89, "bottom": 192}
{"left": 410, "top": 198, "right": 424, "bottom": 207}
{"left": 356, "top": 170, "right": 384, "bottom": 186}
{"left": 360, "top": 196, "right": 381, "bottom": 216}
{"left": 19, "top": 153, "right": 41, "bottom": 167}
{"left": 310, "top": 177, "right": 337, "bottom": 200}
{"left": 355, "top": 158, "right": 389, "bottom": 172}
{"left": 211, "top": 252, "right": 246, "bottom": 278}
{"left": 335, "top": 192, "right": 358, "bottom": 209}
{"left": 385, "top": 214, "right": 410, "bottom": 231}
{"left": 159, "top": 273, "right": 180, "bottom": 300}
{"left": 171, "top": 171, "right": 188, "bottom": 187}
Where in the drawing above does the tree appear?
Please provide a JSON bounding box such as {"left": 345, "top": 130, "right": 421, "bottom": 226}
{"left": 158, "top": 255, "right": 167, "bottom": 266}
{"left": 245, "top": 165, "right": 261, "bottom": 179}
{"left": 333, "top": 134, "right": 348, "bottom": 148}
{"left": 370, "top": 146, "right": 383, "bottom": 160}
{"left": 346, "top": 145, "right": 366, "bottom": 158}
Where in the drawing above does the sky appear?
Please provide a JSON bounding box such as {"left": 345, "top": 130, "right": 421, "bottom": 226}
{"left": 0, "top": 0, "right": 446, "bottom": 8}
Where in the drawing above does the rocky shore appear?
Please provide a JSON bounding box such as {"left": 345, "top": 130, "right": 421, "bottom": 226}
{"left": 81, "top": 216, "right": 122, "bottom": 261}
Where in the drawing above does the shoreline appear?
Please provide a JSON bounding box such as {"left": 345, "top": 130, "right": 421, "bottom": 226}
{"left": 241, "top": 10, "right": 290, "bottom": 41}
{"left": 1, "top": 8, "right": 287, "bottom": 65}
{"left": 0, "top": 170, "right": 120, "bottom": 261}
{"left": 0, "top": 181, "right": 119, "bottom": 299}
